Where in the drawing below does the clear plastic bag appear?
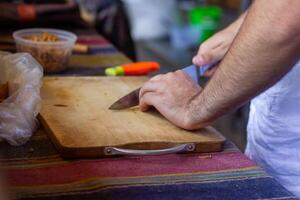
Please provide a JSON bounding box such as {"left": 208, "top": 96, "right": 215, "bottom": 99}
{"left": 0, "top": 51, "right": 43, "bottom": 146}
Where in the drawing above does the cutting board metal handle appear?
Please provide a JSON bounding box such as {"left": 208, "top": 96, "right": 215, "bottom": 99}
{"left": 104, "top": 143, "right": 195, "bottom": 156}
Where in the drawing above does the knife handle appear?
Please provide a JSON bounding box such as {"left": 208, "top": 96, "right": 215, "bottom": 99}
{"left": 200, "top": 64, "right": 214, "bottom": 76}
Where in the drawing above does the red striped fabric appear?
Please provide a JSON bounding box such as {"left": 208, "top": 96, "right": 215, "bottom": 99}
{"left": 7, "top": 152, "right": 255, "bottom": 186}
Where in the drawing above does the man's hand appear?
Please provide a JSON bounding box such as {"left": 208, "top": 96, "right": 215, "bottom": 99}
{"left": 139, "top": 70, "right": 201, "bottom": 130}
{"left": 192, "top": 12, "right": 247, "bottom": 77}
{"left": 192, "top": 30, "right": 235, "bottom": 77}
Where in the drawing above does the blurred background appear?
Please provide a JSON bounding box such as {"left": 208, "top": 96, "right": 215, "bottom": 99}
{"left": 0, "top": 0, "right": 252, "bottom": 151}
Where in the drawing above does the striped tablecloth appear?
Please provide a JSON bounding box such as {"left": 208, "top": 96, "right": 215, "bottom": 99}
{"left": 0, "top": 35, "right": 297, "bottom": 200}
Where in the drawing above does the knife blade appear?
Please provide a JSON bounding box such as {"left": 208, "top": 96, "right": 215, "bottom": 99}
{"left": 109, "top": 63, "right": 215, "bottom": 110}
{"left": 109, "top": 88, "right": 141, "bottom": 110}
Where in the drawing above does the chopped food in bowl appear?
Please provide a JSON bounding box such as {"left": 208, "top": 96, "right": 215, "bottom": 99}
{"left": 13, "top": 28, "right": 77, "bottom": 73}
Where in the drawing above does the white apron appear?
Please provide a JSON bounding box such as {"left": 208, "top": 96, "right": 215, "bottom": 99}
{"left": 246, "top": 60, "right": 300, "bottom": 196}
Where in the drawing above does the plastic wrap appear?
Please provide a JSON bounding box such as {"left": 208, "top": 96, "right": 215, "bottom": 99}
{"left": 0, "top": 51, "right": 43, "bottom": 146}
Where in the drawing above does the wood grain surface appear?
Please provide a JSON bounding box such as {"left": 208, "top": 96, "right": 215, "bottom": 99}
{"left": 39, "top": 77, "right": 225, "bottom": 158}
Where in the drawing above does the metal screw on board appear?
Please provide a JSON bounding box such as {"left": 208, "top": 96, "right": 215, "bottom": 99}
{"left": 187, "top": 144, "right": 195, "bottom": 151}
{"left": 106, "top": 148, "right": 112, "bottom": 154}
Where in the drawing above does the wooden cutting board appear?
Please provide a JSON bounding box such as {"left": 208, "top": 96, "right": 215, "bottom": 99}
{"left": 39, "top": 77, "right": 225, "bottom": 158}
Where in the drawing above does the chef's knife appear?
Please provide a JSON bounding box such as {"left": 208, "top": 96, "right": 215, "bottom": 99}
{"left": 109, "top": 64, "right": 214, "bottom": 110}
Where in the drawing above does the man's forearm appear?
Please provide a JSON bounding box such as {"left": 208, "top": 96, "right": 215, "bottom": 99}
{"left": 185, "top": 0, "right": 300, "bottom": 129}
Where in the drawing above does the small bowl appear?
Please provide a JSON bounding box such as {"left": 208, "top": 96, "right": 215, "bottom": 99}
{"left": 13, "top": 28, "right": 77, "bottom": 73}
